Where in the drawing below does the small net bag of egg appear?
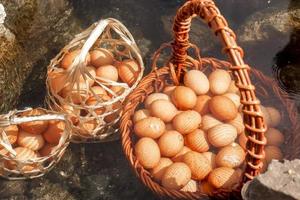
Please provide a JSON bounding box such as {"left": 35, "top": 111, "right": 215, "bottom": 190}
{"left": 0, "top": 108, "right": 71, "bottom": 180}
{"left": 46, "top": 18, "right": 144, "bottom": 142}
{"left": 131, "top": 67, "right": 284, "bottom": 195}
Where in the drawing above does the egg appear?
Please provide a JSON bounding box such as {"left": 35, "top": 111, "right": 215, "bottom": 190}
{"left": 104, "top": 102, "right": 122, "bottom": 123}
{"left": 79, "top": 66, "right": 96, "bottom": 86}
{"left": 133, "top": 109, "right": 151, "bottom": 123}
{"left": 260, "top": 106, "right": 272, "bottom": 127}
{"left": 117, "top": 59, "right": 140, "bottom": 86}
{"left": 215, "top": 143, "right": 245, "bottom": 168}
{"left": 60, "top": 104, "right": 80, "bottom": 124}
{"left": 161, "top": 162, "right": 191, "bottom": 190}
{"left": 158, "top": 130, "right": 184, "bottom": 157}
{"left": 145, "top": 93, "right": 170, "bottom": 109}
{"left": 48, "top": 69, "right": 67, "bottom": 94}
{"left": 202, "top": 152, "right": 217, "bottom": 169}
{"left": 183, "top": 151, "right": 212, "bottom": 180}
{"left": 19, "top": 109, "right": 49, "bottom": 135}
{"left": 208, "top": 69, "right": 232, "bottom": 95}
{"left": 135, "top": 137, "right": 161, "bottom": 169}
{"left": 134, "top": 117, "right": 165, "bottom": 139}
{"left": 266, "top": 107, "right": 281, "bottom": 127}
{"left": 227, "top": 81, "right": 239, "bottom": 94}
{"left": 90, "top": 48, "right": 114, "bottom": 67}
{"left": 163, "top": 86, "right": 176, "bottom": 96}
{"left": 110, "top": 85, "right": 125, "bottom": 96}
{"left": 180, "top": 180, "right": 198, "bottom": 192}
{"left": 79, "top": 119, "right": 97, "bottom": 135}
{"left": 61, "top": 50, "right": 91, "bottom": 69}
{"left": 207, "top": 124, "right": 237, "bottom": 148}
{"left": 265, "top": 128, "right": 284, "bottom": 146}
{"left": 228, "top": 113, "right": 244, "bottom": 135}
{"left": 149, "top": 99, "right": 177, "bottom": 123}
{"left": 17, "top": 130, "right": 45, "bottom": 151}
{"left": 39, "top": 143, "right": 56, "bottom": 157}
{"left": 208, "top": 167, "right": 241, "bottom": 189}
{"left": 264, "top": 145, "right": 283, "bottom": 163}
{"left": 43, "top": 120, "right": 65, "bottom": 144}
{"left": 172, "top": 146, "right": 192, "bottom": 162}
{"left": 150, "top": 157, "right": 173, "bottom": 182}
{"left": 61, "top": 82, "right": 89, "bottom": 104}
{"left": 209, "top": 96, "right": 238, "bottom": 121}
{"left": 90, "top": 85, "right": 108, "bottom": 96}
{"left": 222, "top": 93, "right": 241, "bottom": 108}
{"left": 96, "top": 65, "right": 119, "bottom": 82}
{"left": 201, "top": 114, "right": 223, "bottom": 131}
{"left": 238, "top": 132, "right": 248, "bottom": 150}
{"left": 199, "top": 181, "right": 215, "bottom": 195}
{"left": 1, "top": 125, "right": 18, "bottom": 145}
{"left": 185, "top": 129, "right": 209, "bottom": 153}
{"left": 193, "top": 95, "right": 211, "bottom": 115}
{"left": 5, "top": 147, "right": 38, "bottom": 171}
{"left": 86, "top": 95, "right": 108, "bottom": 115}
{"left": 184, "top": 70, "right": 209, "bottom": 95}
{"left": 172, "top": 111, "right": 201, "bottom": 134}
{"left": 171, "top": 86, "right": 197, "bottom": 110}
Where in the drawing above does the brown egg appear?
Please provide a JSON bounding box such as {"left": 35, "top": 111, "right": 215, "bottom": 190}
{"left": 238, "top": 132, "right": 248, "bottom": 150}
{"left": 2, "top": 125, "right": 18, "bottom": 145}
{"left": 161, "top": 162, "right": 191, "bottom": 190}
{"left": 223, "top": 93, "right": 241, "bottom": 108}
{"left": 265, "top": 145, "right": 283, "bottom": 163}
{"left": 85, "top": 95, "right": 108, "bottom": 115}
{"left": 150, "top": 157, "right": 173, "bottom": 182}
{"left": 17, "top": 130, "right": 45, "bottom": 151}
{"left": 172, "top": 111, "right": 201, "bottom": 134}
{"left": 185, "top": 129, "right": 209, "bottom": 153}
{"left": 61, "top": 50, "right": 91, "bottom": 69}
{"left": 19, "top": 109, "right": 49, "bottom": 135}
{"left": 163, "top": 86, "right": 176, "bottom": 96}
{"left": 61, "top": 82, "right": 89, "bottom": 104}
{"left": 193, "top": 95, "right": 211, "bottom": 115}
{"left": 207, "top": 124, "right": 237, "bottom": 148}
{"left": 171, "top": 86, "right": 197, "bottom": 110}
{"left": 96, "top": 65, "right": 118, "bottom": 82}
{"left": 150, "top": 99, "right": 177, "bottom": 123}
{"left": 180, "top": 180, "right": 198, "bottom": 192}
{"left": 202, "top": 152, "right": 217, "bottom": 169}
{"left": 265, "top": 128, "right": 284, "bottom": 146}
{"left": 208, "top": 69, "right": 232, "bottom": 95}
{"left": 110, "top": 85, "right": 125, "bottom": 96}
{"left": 117, "top": 59, "right": 140, "bottom": 86}
{"left": 134, "top": 117, "right": 165, "bottom": 139}
{"left": 227, "top": 81, "right": 239, "bottom": 94}
{"left": 90, "top": 85, "right": 107, "bottom": 96}
{"left": 133, "top": 109, "right": 151, "bottom": 123}
{"left": 79, "top": 66, "right": 96, "bottom": 86}
{"left": 172, "top": 146, "right": 192, "bottom": 162}
{"left": 261, "top": 105, "right": 272, "bottom": 127}
{"left": 165, "top": 123, "right": 174, "bottom": 131}
{"left": 5, "top": 147, "right": 38, "bottom": 171}
{"left": 201, "top": 114, "right": 223, "bottom": 131}
{"left": 184, "top": 70, "right": 209, "bottom": 95}
{"left": 135, "top": 137, "right": 161, "bottom": 169}
{"left": 158, "top": 130, "right": 184, "bottom": 157}
{"left": 39, "top": 143, "right": 56, "bottom": 157}
{"left": 43, "top": 120, "right": 65, "bottom": 144}
{"left": 199, "top": 181, "right": 215, "bottom": 195}
{"left": 208, "top": 167, "right": 241, "bottom": 189}
{"left": 60, "top": 104, "right": 80, "bottom": 124}
{"left": 79, "top": 119, "right": 97, "bottom": 135}
{"left": 183, "top": 151, "right": 212, "bottom": 180}
{"left": 104, "top": 101, "right": 122, "bottom": 123}
{"left": 228, "top": 113, "right": 244, "bottom": 135}
{"left": 266, "top": 107, "right": 281, "bottom": 127}
{"left": 90, "top": 48, "right": 114, "bottom": 67}
{"left": 144, "top": 93, "right": 170, "bottom": 109}
{"left": 48, "top": 69, "right": 68, "bottom": 94}
{"left": 216, "top": 143, "right": 245, "bottom": 168}
{"left": 209, "top": 96, "right": 238, "bottom": 121}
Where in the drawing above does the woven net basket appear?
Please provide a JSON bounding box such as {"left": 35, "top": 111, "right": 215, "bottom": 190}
{"left": 120, "top": 0, "right": 300, "bottom": 199}
{"left": 46, "top": 18, "right": 144, "bottom": 143}
{"left": 0, "top": 108, "right": 71, "bottom": 180}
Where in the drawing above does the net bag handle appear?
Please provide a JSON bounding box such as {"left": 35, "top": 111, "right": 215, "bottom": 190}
{"left": 171, "top": 0, "right": 267, "bottom": 181}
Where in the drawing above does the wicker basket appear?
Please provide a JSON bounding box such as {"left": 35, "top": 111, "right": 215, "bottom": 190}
{"left": 120, "top": 0, "right": 299, "bottom": 199}
{"left": 46, "top": 18, "right": 144, "bottom": 143}
{"left": 0, "top": 108, "right": 71, "bottom": 180}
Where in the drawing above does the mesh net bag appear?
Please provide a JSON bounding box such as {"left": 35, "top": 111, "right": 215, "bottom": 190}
{"left": 119, "top": 0, "right": 299, "bottom": 199}
{"left": 0, "top": 108, "right": 71, "bottom": 180}
{"left": 46, "top": 18, "right": 144, "bottom": 143}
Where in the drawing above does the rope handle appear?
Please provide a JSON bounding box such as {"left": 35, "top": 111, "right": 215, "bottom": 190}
{"left": 171, "top": 0, "right": 267, "bottom": 182}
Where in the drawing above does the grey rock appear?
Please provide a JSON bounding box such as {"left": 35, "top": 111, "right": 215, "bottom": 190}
{"left": 242, "top": 159, "right": 300, "bottom": 200}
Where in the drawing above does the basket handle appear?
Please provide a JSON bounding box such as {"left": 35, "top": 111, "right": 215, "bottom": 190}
{"left": 172, "top": 0, "right": 267, "bottom": 182}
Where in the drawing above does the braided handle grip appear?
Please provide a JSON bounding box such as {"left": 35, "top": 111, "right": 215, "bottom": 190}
{"left": 172, "top": 0, "right": 267, "bottom": 182}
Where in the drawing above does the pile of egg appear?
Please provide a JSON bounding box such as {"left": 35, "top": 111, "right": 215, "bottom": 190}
{"left": 48, "top": 48, "right": 140, "bottom": 133}
{"left": 0, "top": 109, "right": 66, "bottom": 171}
{"left": 133, "top": 69, "right": 284, "bottom": 194}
